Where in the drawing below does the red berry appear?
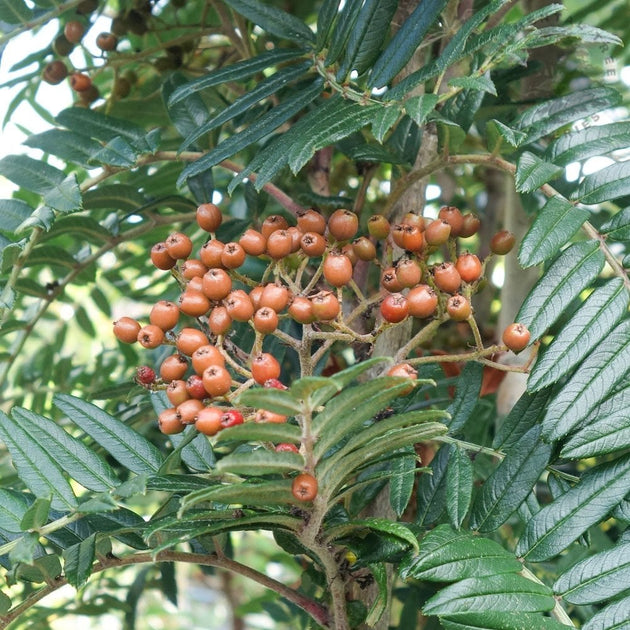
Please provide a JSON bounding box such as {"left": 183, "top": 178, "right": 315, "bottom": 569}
{"left": 407, "top": 285, "right": 438, "bottom": 318}
{"left": 136, "top": 365, "right": 156, "bottom": 385}
{"left": 323, "top": 253, "right": 353, "bottom": 287}
{"left": 166, "top": 232, "right": 193, "bottom": 260}
{"left": 380, "top": 293, "right": 409, "bottom": 324}
{"left": 297, "top": 209, "right": 326, "bottom": 235}
{"left": 328, "top": 209, "right": 358, "bottom": 242}
{"left": 276, "top": 443, "right": 299, "bottom": 453}
{"left": 196, "top": 203, "right": 222, "bottom": 232}
{"left": 220, "top": 409, "right": 244, "bottom": 428}
{"left": 424, "top": 219, "right": 452, "bottom": 246}
{"left": 202, "top": 365, "right": 232, "bottom": 397}
{"left": 264, "top": 378, "right": 288, "bottom": 390}
{"left": 455, "top": 253, "right": 482, "bottom": 283}
{"left": 502, "top": 323, "right": 531, "bottom": 352}
{"left": 292, "top": 473, "right": 318, "bottom": 502}
{"left": 438, "top": 206, "right": 464, "bottom": 237}
{"left": 186, "top": 374, "right": 207, "bottom": 399}
{"left": 151, "top": 242, "right": 177, "bottom": 270}
{"left": 433, "top": 262, "right": 462, "bottom": 294}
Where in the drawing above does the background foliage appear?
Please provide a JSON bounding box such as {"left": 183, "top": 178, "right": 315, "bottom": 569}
{"left": 0, "top": 0, "right": 630, "bottom": 629}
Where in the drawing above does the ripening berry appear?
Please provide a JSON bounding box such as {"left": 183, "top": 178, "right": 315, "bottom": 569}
{"left": 160, "top": 354, "right": 189, "bottom": 382}
{"left": 202, "top": 365, "right": 232, "bottom": 397}
{"left": 381, "top": 267, "right": 404, "bottom": 293}
{"left": 166, "top": 232, "right": 193, "bottom": 260}
{"left": 176, "top": 398, "right": 204, "bottom": 424}
{"left": 446, "top": 295, "right": 471, "bottom": 321}
{"left": 64, "top": 20, "right": 85, "bottom": 44}
{"left": 433, "top": 262, "right": 462, "bottom": 294}
{"left": 391, "top": 224, "right": 406, "bottom": 249}
{"left": 224, "top": 290, "right": 254, "bottom": 322}
{"left": 266, "top": 230, "right": 293, "bottom": 259}
{"left": 502, "top": 323, "right": 531, "bottom": 352}
{"left": 261, "top": 215, "right": 289, "bottom": 239}
{"left": 264, "top": 378, "right": 288, "bottom": 390}
{"left": 195, "top": 406, "right": 223, "bottom": 436}
{"left": 186, "top": 374, "right": 207, "bottom": 399}
{"left": 367, "top": 214, "right": 390, "bottom": 240}
{"left": 181, "top": 259, "right": 208, "bottom": 280}
{"left": 288, "top": 296, "right": 315, "bottom": 324}
{"left": 402, "top": 212, "right": 425, "bottom": 230}
{"left": 200, "top": 239, "right": 225, "bottom": 268}
{"left": 455, "top": 253, "right": 482, "bottom": 283}
{"left": 192, "top": 344, "right": 225, "bottom": 374}
{"left": 352, "top": 237, "right": 376, "bottom": 261}
{"left": 387, "top": 363, "right": 418, "bottom": 395}
{"left": 202, "top": 268, "right": 232, "bottom": 301}
{"left": 287, "top": 226, "right": 302, "bottom": 253}
{"left": 253, "top": 307, "right": 279, "bottom": 334}
{"left": 136, "top": 365, "right": 156, "bottom": 385}
{"left": 323, "top": 253, "right": 353, "bottom": 287}
{"left": 221, "top": 242, "right": 246, "bottom": 269}
{"left": 208, "top": 306, "right": 232, "bottom": 336}
{"left": 239, "top": 229, "right": 267, "bottom": 256}
{"left": 328, "top": 209, "right": 358, "bottom": 242}
{"left": 167, "top": 379, "right": 190, "bottom": 406}
{"left": 424, "top": 219, "right": 452, "bottom": 246}
{"left": 260, "top": 283, "right": 290, "bottom": 312}
{"left": 255, "top": 409, "right": 288, "bottom": 423}
{"left": 395, "top": 259, "right": 422, "bottom": 288}
{"left": 113, "top": 317, "right": 141, "bottom": 343}
{"left": 196, "top": 203, "right": 222, "bottom": 232}
{"left": 276, "top": 443, "right": 299, "bottom": 453}
{"left": 438, "top": 206, "right": 464, "bottom": 237}
{"left": 43, "top": 60, "right": 68, "bottom": 85}
{"left": 401, "top": 225, "right": 424, "bottom": 252}
{"left": 70, "top": 72, "right": 92, "bottom": 92}
{"left": 176, "top": 328, "right": 209, "bottom": 356}
{"left": 96, "top": 32, "right": 118, "bottom": 51}
{"left": 460, "top": 213, "right": 481, "bottom": 238}
{"left": 158, "top": 408, "right": 185, "bottom": 435}
{"left": 407, "top": 285, "right": 438, "bottom": 318}
{"left": 251, "top": 353, "right": 281, "bottom": 385}
{"left": 137, "top": 324, "right": 165, "bottom": 349}
{"left": 151, "top": 242, "right": 176, "bottom": 270}
{"left": 292, "top": 473, "right": 318, "bottom": 501}
{"left": 178, "top": 289, "right": 211, "bottom": 317}
{"left": 310, "top": 290, "right": 340, "bottom": 321}
{"left": 297, "top": 209, "right": 326, "bottom": 235}
{"left": 301, "top": 232, "right": 327, "bottom": 257}
{"left": 490, "top": 230, "right": 516, "bottom": 255}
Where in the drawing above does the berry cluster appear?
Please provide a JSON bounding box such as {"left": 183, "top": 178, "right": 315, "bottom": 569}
{"left": 114, "top": 201, "right": 529, "bottom": 491}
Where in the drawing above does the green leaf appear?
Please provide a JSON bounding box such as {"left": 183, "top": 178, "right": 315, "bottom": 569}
{"left": 518, "top": 196, "right": 590, "bottom": 268}
{"left": 54, "top": 394, "right": 164, "bottom": 475}
{"left": 179, "top": 479, "right": 297, "bottom": 513}
{"left": 485, "top": 120, "right": 527, "bottom": 152}
{"left": 439, "top": 612, "right": 570, "bottom": 630}
{"left": 528, "top": 279, "right": 628, "bottom": 391}
{"left": 515, "top": 240, "right": 605, "bottom": 341}
{"left": 600, "top": 206, "right": 630, "bottom": 240}
{"left": 324, "top": 0, "right": 363, "bottom": 66}
{"left": 330, "top": 356, "right": 393, "bottom": 388}
{"left": 289, "top": 376, "right": 341, "bottom": 409}
{"left": 404, "top": 95, "right": 439, "bottom": 127}
{"left": 470, "top": 426, "right": 552, "bottom": 533}
{"left": 178, "top": 79, "right": 323, "bottom": 186}
{"left": 146, "top": 475, "right": 211, "bottom": 493}
{"left": 446, "top": 446, "right": 472, "bottom": 530}
{"left": 365, "top": 562, "right": 388, "bottom": 626}
{"left": 222, "top": 0, "right": 315, "bottom": 45}
{"left": 169, "top": 49, "right": 305, "bottom": 105}
{"left": 447, "top": 362, "right": 483, "bottom": 433}
{"left": 542, "top": 319, "right": 630, "bottom": 442}
{"left": 287, "top": 100, "right": 380, "bottom": 174}
{"left": 371, "top": 106, "right": 401, "bottom": 143}
{"left": 423, "top": 574, "right": 554, "bottom": 615}
{"left": 170, "top": 432, "right": 215, "bottom": 472}
{"left": 516, "top": 454, "right": 630, "bottom": 562}
{"left": 44, "top": 215, "right": 110, "bottom": 244}
{"left": 11, "top": 408, "right": 120, "bottom": 492}
{"left": 400, "top": 525, "right": 521, "bottom": 582}
{"left": 515, "top": 87, "right": 622, "bottom": 143}
{"left": 546, "top": 122, "right": 630, "bottom": 166}
{"left": 0, "top": 490, "right": 31, "bottom": 532}
{"left": 514, "top": 152, "right": 563, "bottom": 193}
{"left": 416, "top": 444, "right": 450, "bottom": 526}
{"left": 368, "top": 0, "right": 448, "bottom": 88}
{"left": 434, "top": 116, "right": 467, "bottom": 153}
{"left": 0, "top": 0, "right": 31, "bottom": 23}
{"left": 0, "top": 411, "right": 77, "bottom": 510}
{"left": 0, "top": 155, "right": 64, "bottom": 195}
{"left": 181, "top": 61, "right": 312, "bottom": 150}
{"left": 449, "top": 75, "right": 497, "bottom": 96}
{"left": 236, "top": 387, "right": 303, "bottom": 416}
{"left": 561, "top": 385, "right": 630, "bottom": 459}
{"left": 20, "top": 497, "right": 51, "bottom": 531}
{"left": 389, "top": 450, "right": 416, "bottom": 517}
{"left": 24, "top": 129, "right": 103, "bottom": 168}
{"left": 316, "top": 0, "right": 341, "bottom": 50}
{"left": 56, "top": 108, "right": 148, "bottom": 149}
{"left": 571, "top": 160, "right": 630, "bottom": 205}
{"left": 0, "top": 199, "right": 33, "bottom": 235}
{"left": 22, "top": 244, "right": 76, "bottom": 269}
{"left": 82, "top": 185, "right": 146, "bottom": 212}
{"left": 215, "top": 421, "right": 301, "bottom": 445}
{"left": 553, "top": 541, "right": 630, "bottom": 605}
{"left": 326, "top": 518, "right": 419, "bottom": 552}
{"left": 0, "top": 590, "right": 10, "bottom": 614}
{"left": 216, "top": 449, "right": 303, "bottom": 476}
{"left": 91, "top": 137, "right": 138, "bottom": 168}
{"left": 63, "top": 534, "right": 96, "bottom": 589}
{"left": 582, "top": 596, "right": 630, "bottom": 630}
{"left": 339, "top": 0, "right": 398, "bottom": 77}
{"left": 162, "top": 72, "right": 211, "bottom": 142}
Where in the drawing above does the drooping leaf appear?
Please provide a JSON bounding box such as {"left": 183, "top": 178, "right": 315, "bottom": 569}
{"left": 518, "top": 196, "right": 590, "bottom": 268}
{"left": 0, "top": 490, "right": 31, "bottom": 532}
{"left": 222, "top": 0, "right": 315, "bottom": 45}
{"left": 0, "top": 199, "right": 33, "bottom": 235}
{"left": 528, "top": 279, "right": 628, "bottom": 391}
{"left": 178, "top": 79, "right": 323, "bottom": 186}
{"left": 20, "top": 497, "right": 51, "bottom": 531}
{"left": 236, "top": 387, "right": 303, "bottom": 416}
{"left": 181, "top": 61, "right": 312, "bottom": 150}
{"left": 485, "top": 119, "right": 527, "bottom": 152}
{"left": 404, "top": 95, "right": 439, "bottom": 127}
{"left": 326, "top": 518, "right": 419, "bottom": 552}
{"left": 515, "top": 86, "right": 622, "bottom": 143}
{"left": 216, "top": 448, "right": 303, "bottom": 476}
{"left": 514, "top": 152, "right": 563, "bottom": 193}
{"left": 215, "top": 421, "right": 302, "bottom": 446}
{"left": 515, "top": 240, "right": 605, "bottom": 341}
{"left": 571, "top": 160, "right": 630, "bottom": 205}
{"left": 470, "top": 426, "right": 552, "bottom": 533}
{"left": 91, "top": 137, "right": 138, "bottom": 168}
{"left": 0, "top": 411, "right": 77, "bottom": 510}
{"left": 449, "top": 75, "right": 497, "bottom": 96}
{"left": 399, "top": 525, "right": 521, "bottom": 582}
{"left": 162, "top": 72, "right": 211, "bottom": 142}
{"left": 63, "top": 534, "right": 96, "bottom": 589}
{"left": 0, "top": 0, "right": 32, "bottom": 23}
{"left": 11, "top": 408, "right": 120, "bottom": 492}
{"left": 368, "top": 0, "right": 448, "bottom": 88}
{"left": 54, "top": 394, "right": 164, "bottom": 475}
{"left": 447, "top": 362, "right": 484, "bottom": 434}
{"left": 599, "top": 206, "right": 630, "bottom": 240}
{"left": 371, "top": 106, "right": 401, "bottom": 143}
{"left": 316, "top": 0, "right": 342, "bottom": 50}
{"left": 516, "top": 454, "right": 630, "bottom": 562}
{"left": 541, "top": 319, "right": 630, "bottom": 441}
{"left": 560, "top": 384, "right": 630, "bottom": 459}
{"left": 546, "top": 121, "right": 630, "bottom": 166}
{"left": 389, "top": 449, "right": 417, "bottom": 517}
{"left": 422, "top": 574, "right": 554, "bottom": 615}
{"left": 553, "top": 541, "right": 630, "bottom": 605}
{"left": 82, "top": 185, "right": 146, "bottom": 212}
{"left": 446, "top": 446, "right": 472, "bottom": 530}
{"left": 416, "top": 443, "right": 450, "bottom": 526}
{"left": 170, "top": 432, "right": 215, "bottom": 472}
{"left": 439, "top": 612, "right": 571, "bottom": 630}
